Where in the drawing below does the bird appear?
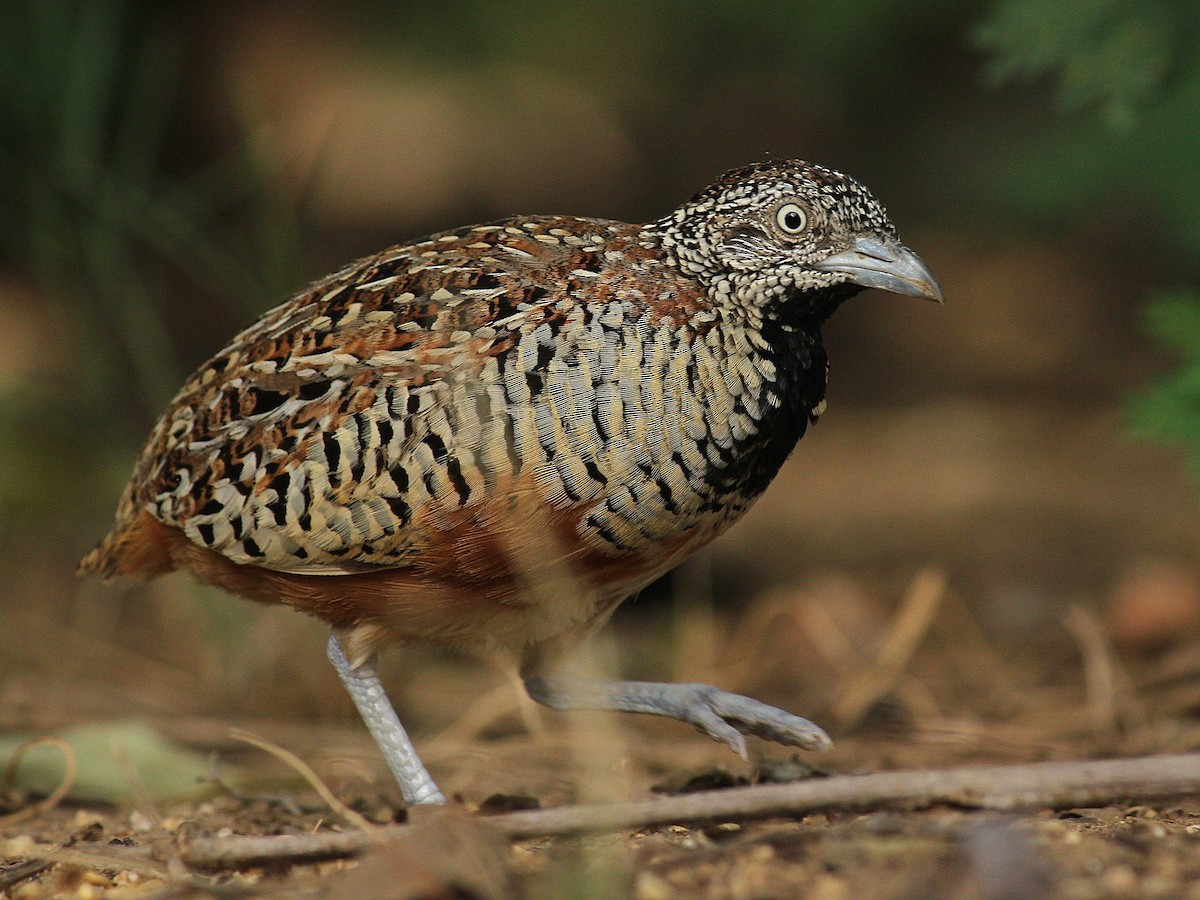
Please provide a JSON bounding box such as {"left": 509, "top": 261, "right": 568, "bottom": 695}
{"left": 80, "top": 159, "right": 942, "bottom": 806}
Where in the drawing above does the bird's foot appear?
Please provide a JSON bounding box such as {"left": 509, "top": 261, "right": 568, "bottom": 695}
{"left": 673, "top": 684, "right": 834, "bottom": 758}
{"left": 524, "top": 676, "right": 831, "bottom": 759}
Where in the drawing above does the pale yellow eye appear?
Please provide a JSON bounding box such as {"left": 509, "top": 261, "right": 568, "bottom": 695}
{"left": 775, "top": 203, "right": 808, "bottom": 235}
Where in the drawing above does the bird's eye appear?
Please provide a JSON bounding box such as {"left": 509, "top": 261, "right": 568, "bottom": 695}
{"left": 775, "top": 203, "right": 809, "bottom": 236}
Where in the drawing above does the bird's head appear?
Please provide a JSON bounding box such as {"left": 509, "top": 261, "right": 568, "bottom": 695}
{"left": 655, "top": 159, "right": 942, "bottom": 322}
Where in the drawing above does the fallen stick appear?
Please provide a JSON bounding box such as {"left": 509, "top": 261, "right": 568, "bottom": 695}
{"left": 177, "top": 753, "right": 1200, "bottom": 869}
{"left": 47, "top": 846, "right": 172, "bottom": 880}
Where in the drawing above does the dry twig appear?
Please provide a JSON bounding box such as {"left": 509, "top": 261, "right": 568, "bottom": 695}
{"left": 46, "top": 845, "right": 171, "bottom": 880}
{"left": 423, "top": 680, "right": 525, "bottom": 763}
{"left": 1062, "top": 603, "right": 1148, "bottom": 740}
{"left": 0, "top": 859, "right": 52, "bottom": 892}
{"left": 228, "top": 728, "right": 376, "bottom": 832}
{"left": 1063, "top": 604, "right": 1120, "bottom": 734}
{"left": 832, "top": 567, "right": 947, "bottom": 726}
{"left": 177, "top": 752, "right": 1200, "bottom": 869}
{"left": 0, "top": 736, "right": 77, "bottom": 826}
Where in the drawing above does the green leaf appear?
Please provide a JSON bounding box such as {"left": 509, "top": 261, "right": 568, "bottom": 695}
{"left": 1142, "top": 291, "right": 1200, "bottom": 357}
{"left": 975, "top": 0, "right": 1177, "bottom": 128}
{"left": 0, "top": 720, "right": 247, "bottom": 803}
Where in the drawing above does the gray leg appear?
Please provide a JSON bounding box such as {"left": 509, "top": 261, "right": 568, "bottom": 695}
{"left": 524, "top": 675, "right": 832, "bottom": 759}
{"left": 326, "top": 634, "right": 445, "bottom": 805}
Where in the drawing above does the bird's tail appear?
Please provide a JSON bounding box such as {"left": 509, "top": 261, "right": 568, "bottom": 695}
{"left": 78, "top": 510, "right": 174, "bottom": 581}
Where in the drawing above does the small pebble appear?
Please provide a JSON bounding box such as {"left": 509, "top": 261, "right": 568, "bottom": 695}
{"left": 72, "top": 810, "right": 102, "bottom": 829}
{"left": 806, "top": 874, "right": 851, "bottom": 900}
{"left": 1101, "top": 865, "right": 1139, "bottom": 894}
{"left": 634, "top": 872, "right": 672, "bottom": 900}
{"left": 5, "top": 834, "right": 37, "bottom": 856}
{"left": 1106, "top": 561, "right": 1200, "bottom": 651}
{"left": 748, "top": 844, "right": 775, "bottom": 862}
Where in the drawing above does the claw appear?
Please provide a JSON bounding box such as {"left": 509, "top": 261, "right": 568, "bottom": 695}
{"left": 525, "top": 675, "right": 832, "bottom": 757}
{"left": 688, "top": 702, "right": 750, "bottom": 757}
{"left": 698, "top": 686, "right": 833, "bottom": 753}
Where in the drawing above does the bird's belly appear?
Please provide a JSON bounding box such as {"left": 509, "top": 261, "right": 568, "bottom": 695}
{"left": 353, "top": 492, "right": 726, "bottom": 664}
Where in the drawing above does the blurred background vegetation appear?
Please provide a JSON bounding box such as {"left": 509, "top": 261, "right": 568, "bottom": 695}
{"left": 1, "top": 0, "right": 1198, "bottom": 737}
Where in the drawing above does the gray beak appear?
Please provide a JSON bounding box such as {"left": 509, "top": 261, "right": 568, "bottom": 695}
{"left": 814, "top": 235, "right": 944, "bottom": 303}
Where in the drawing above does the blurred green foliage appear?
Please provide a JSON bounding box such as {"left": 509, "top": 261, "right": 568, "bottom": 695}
{"left": 976, "top": 0, "right": 1181, "bottom": 128}
{"left": 347, "top": 0, "right": 948, "bottom": 87}
{"left": 977, "top": 0, "right": 1200, "bottom": 478}
{"left": 0, "top": 0, "right": 306, "bottom": 527}
{"left": 1130, "top": 291, "right": 1200, "bottom": 474}
{"left": 970, "top": 0, "right": 1200, "bottom": 246}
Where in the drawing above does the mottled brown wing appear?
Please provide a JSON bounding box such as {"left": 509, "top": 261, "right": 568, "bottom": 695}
{"left": 91, "top": 216, "right": 635, "bottom": 577}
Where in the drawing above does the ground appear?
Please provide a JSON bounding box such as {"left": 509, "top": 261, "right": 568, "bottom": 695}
{"left": 4, "top": 561, "right": 1200, "bottom": 899}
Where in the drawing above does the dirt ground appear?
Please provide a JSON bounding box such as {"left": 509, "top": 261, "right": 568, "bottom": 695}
{"left": 5, "top": 562, "right": 1200, "bottom": 899}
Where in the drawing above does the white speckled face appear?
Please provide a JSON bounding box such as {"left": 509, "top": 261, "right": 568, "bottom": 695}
{"left": 655, "top": 160, "right": 904, "bottom": 313}
{"left": 714, "top": 173, "right": 892, "bottom": 263}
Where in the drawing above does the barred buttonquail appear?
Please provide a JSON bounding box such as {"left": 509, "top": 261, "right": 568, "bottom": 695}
{"left": 81, "top": 160, "right": 942, "bottom": 805}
